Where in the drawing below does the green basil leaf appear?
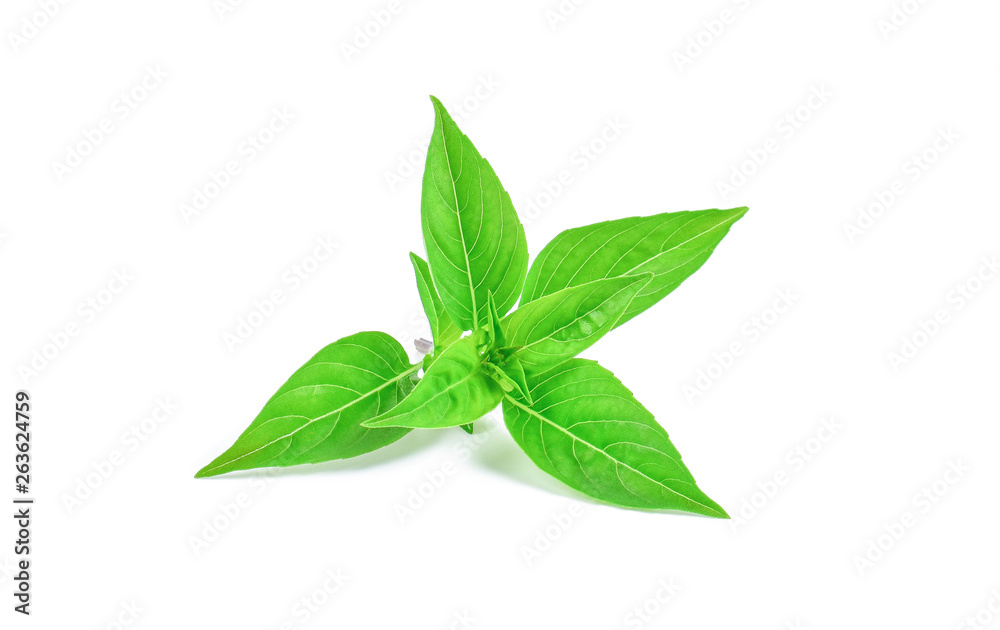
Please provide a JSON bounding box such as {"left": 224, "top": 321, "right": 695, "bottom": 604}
{"left": 482, "top": 359, "right": 532, "bottom": 404}
{"left": 460, "top": 423, "right": 474, "bottom": 434}
{"left": 362, "top": 335, "right": 502, "bottom": 429}
{"left": 422, "top": 95, "right": 528, "bottom": 331}
{"left": 496, "top": 355, "right": 532, "bottom": 404}
{"left": 502, "top": 274, "right": 653, "bottom": 376}
{"left": 503, "top": 357, "right": 531, "bottom": 403}
{"left": 410, "top": 252, "right": 462, "bottom": 349}
{"left": 195, "top": 332, "right": 419, "bottom": 478}
{"left": 482, "top": 362, "right": 514, "bottom": 393}
{"left": 486, "top": 291, "right": 505, "bottom": 349}
{"left": 521, "top": 207, "right": 748, "bottom": 328}
{"left": 502, "top": 359, "right": 727, "bottom": 517}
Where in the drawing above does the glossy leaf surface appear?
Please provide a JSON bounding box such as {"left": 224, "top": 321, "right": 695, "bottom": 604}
{"left": 522, "top": 208, "right": 747, "bottom": 328}
{"left": 410, "top": 252, "right": 462, "bottom": 350}
{"left": 363, "top": 335, "right": 502, "bottom": 429}
{"left": 196, "top": 332, "right": 417, "bottom": 478}
{"left": 502, "top": 274, "right": 652, "bottom": 375}
{"left": 422, "top": 96, "right": 528, "bottom": 330}
{"left": 502, "top": 359, "right": 727, "bottom": 517}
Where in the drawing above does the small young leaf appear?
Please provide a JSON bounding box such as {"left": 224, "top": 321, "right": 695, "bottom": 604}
{"left": 422, "top": 96, "right": 528, "bottom": 331}
{"left": 485, "top": 291, "right": 505, "bottom": 349}
{"left": 489, "top": 355, "right": 532, "bottom": 404}
{"left": 410, "top": 252, "right": 462, "bottom": 350}
{"left": 502, "top": 359, "right": 727, "bottom": 517}
{"left": 362, "top": 335, "right": 502, "bottom": 429}
{"left": 482, "top": 362, "right": 515, "bottom": 393}
{"left": 521, "top": 207, "right": 747, "bottom": 328}
{"left": 195, "top": 332, "right": 418, "bottom": 478}
{"left": 460, "top": 423, "right": 474, "bottom": 434}
{"left": 482, "top": 360, "right": 532, "bottom": 404}
{"left": 502, "top": 274, "right": 653, "bottom": 376}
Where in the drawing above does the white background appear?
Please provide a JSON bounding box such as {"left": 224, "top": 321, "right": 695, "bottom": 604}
{"left": 2, "top": 0, "right": 999, "bottom": 628}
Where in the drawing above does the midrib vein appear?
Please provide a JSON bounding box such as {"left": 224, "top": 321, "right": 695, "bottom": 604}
{"left": 375, "top": 368, "right": 481, "bottom": 427}
{"left": 439, "top": 122, "right": 478, "bottom": 328}
{"left": 203, "top": 363, "right": 420, "bottom": 473}
{"left": 504, "top": 395, "right": 720, "bottom": 515}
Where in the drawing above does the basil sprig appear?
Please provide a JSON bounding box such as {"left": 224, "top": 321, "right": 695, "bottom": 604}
{"left": 197, "top": 97, "right": 747, "bottom": 518}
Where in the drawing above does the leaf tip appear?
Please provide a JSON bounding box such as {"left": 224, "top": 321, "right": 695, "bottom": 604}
{"left": 710, "top": 505, "right": 730, "bottom": 519}
{"left": 428, "top": 95, "right": 460, "bottom": 132}
{"left": 193, "top": 464, "right": 216, "bottom": 479}
{"left": 428, "top": 94, "right": 447, "bottom": 115}
{"left": 195, "top": 452, "right": 236, "bottom": 478}
{"left": 697, "top": 497, "right": 730, "bottom": 519}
